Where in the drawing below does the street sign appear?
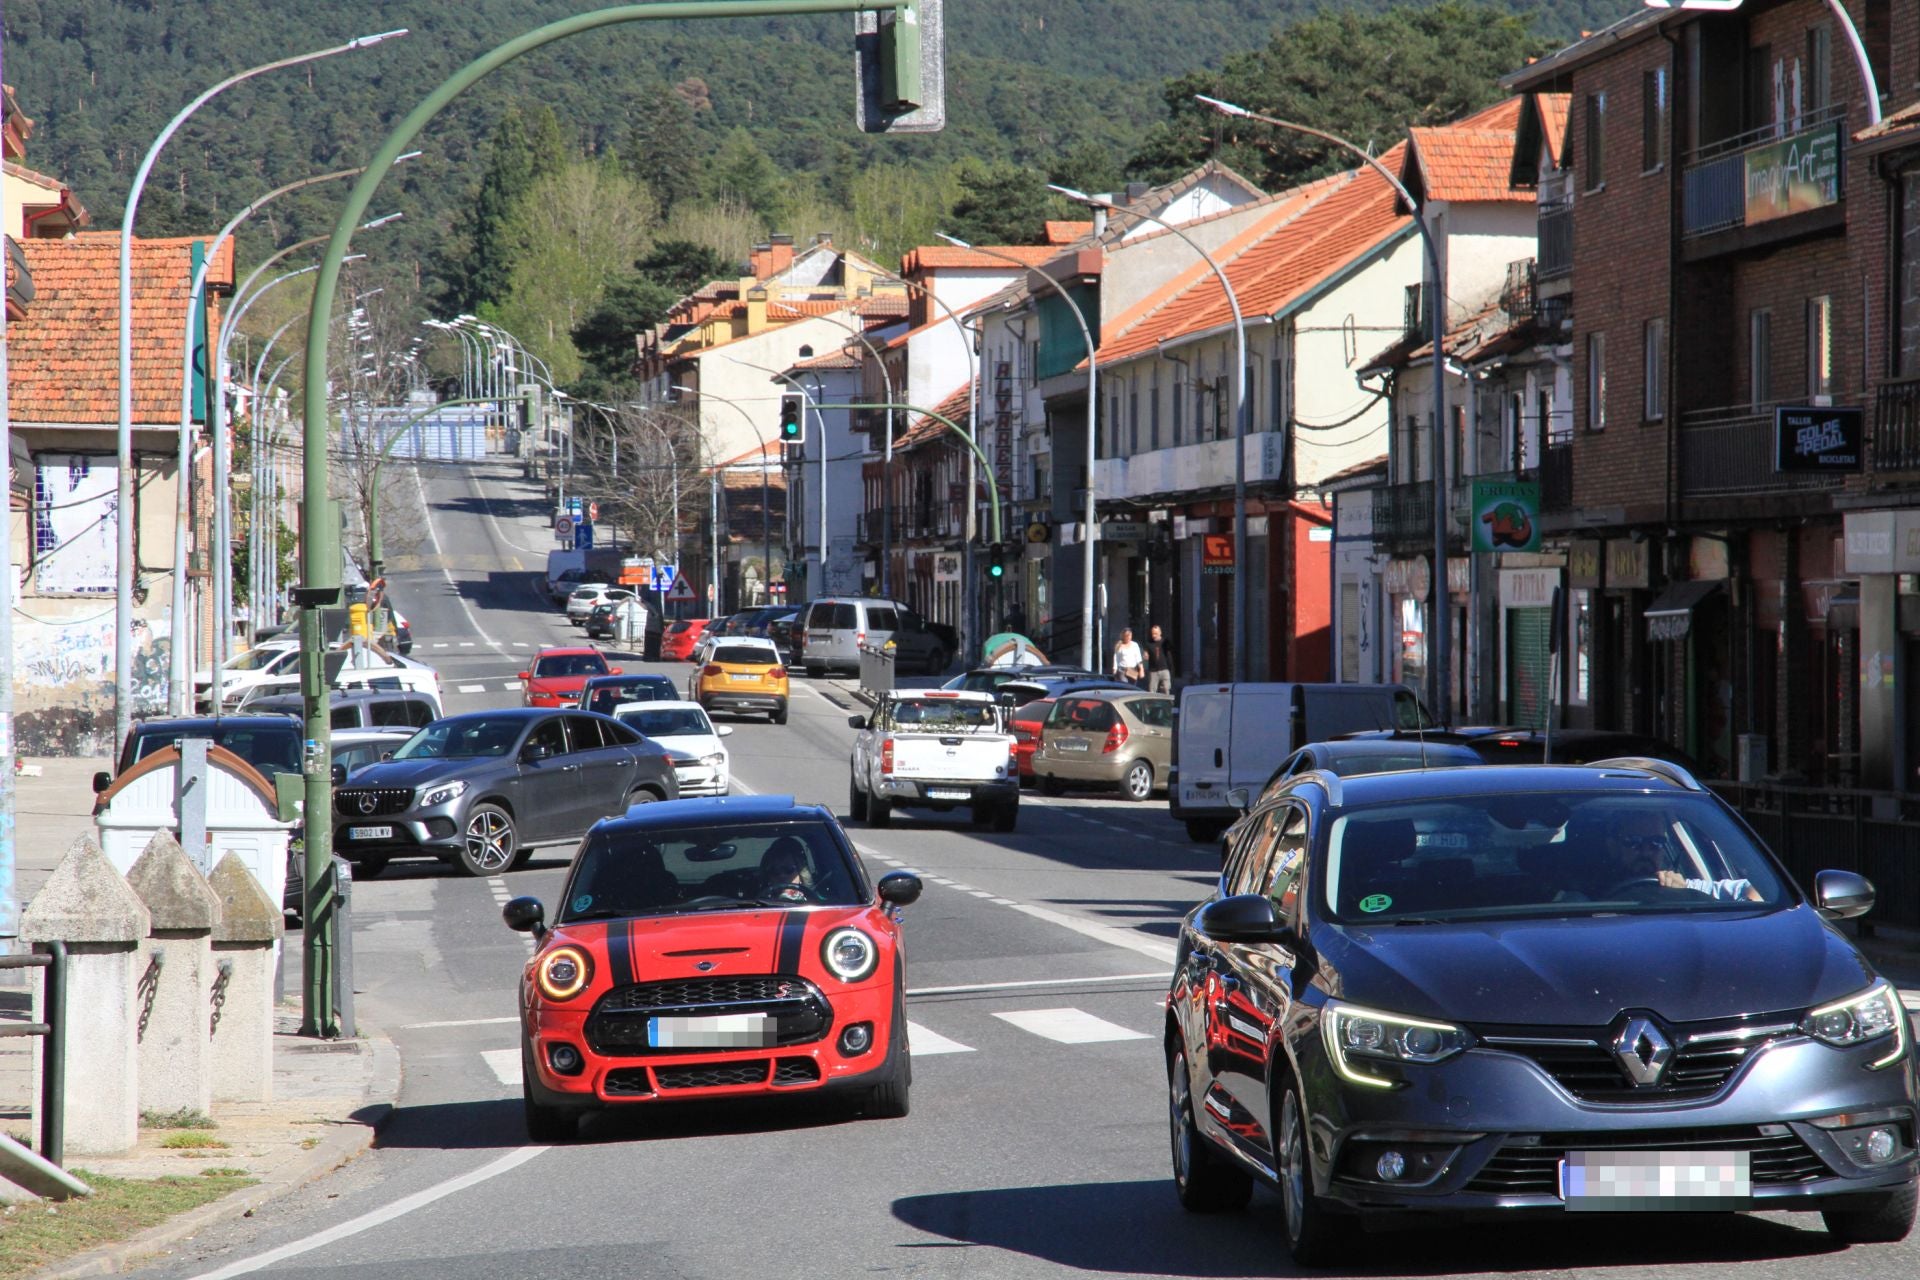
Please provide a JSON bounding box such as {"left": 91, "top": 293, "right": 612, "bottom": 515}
{"left": 666, "top": 576, "right": 697, "bottom": 604}
{"left": 587, "top": 500, "right": 600, "bottom": 521}
{"left": 650, "top": 564, "right": 678, "bottom": 592}
{"left": 573, "top": 520, "right": 593, "bottom": 550}
{"left": 554, "top": 514, "right": 575, "bottom": 540}
{"left": 567, "top": 496, "right": 583, "bottom": 515}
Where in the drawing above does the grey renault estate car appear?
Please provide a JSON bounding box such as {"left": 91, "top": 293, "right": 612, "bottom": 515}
{"left": 332, "top": 709, "right": 677, "bottom": 878}
{"left": 1169, "top": 760, "right": 1916, "bottom": 1263}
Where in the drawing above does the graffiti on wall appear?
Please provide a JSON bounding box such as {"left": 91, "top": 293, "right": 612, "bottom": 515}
{"left": 14, "top": 611, "right": 171, "bottom": 757}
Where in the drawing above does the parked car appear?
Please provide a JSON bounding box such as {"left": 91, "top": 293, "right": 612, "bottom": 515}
{"left": 568, "top": 585, "right": 635, "bottom": 626}
{"left": 691, "top": 638, "right": 789, "bottom": 724}
{"left": 1168, "top": 760, "right": 1916, "bottom": 1261}
{"left": 194, "top": 641, "right": 304, "bottom": 711}
{"left": 848, "top": 691, "right": 1018, "bottom": 831}
{"left": 613, "top": 700, "right": 732, "bottom": 797}
{"left": 1031, "top": 689, "right": 1175, "bottom": 801}
{"left": 577, "top": 673, "right": 678, "bottom": 716}
{"left": 1170, "top": 682, "right": 1431, "bottom": 843}
{"left": 332, "top": 708, "right": 678, "bottom": 878}
{"left": 798, "top": 598, "right": 954, "bottom": 677}
{"left": 232, "top": 649, "right": 443, "bottom": 715}
{"left": 765, "top": 607, "right": 803, "bottom": 661}
{"left": 246, "top": 689, "right": 439, "bottom": 732}
{"left": 522, "top": 647, "right": 619, "bottom": 708}
{"left": 331, "top": 727, "right": 418, "bottom": 780}
{"left": 661, "top": 618, "right": 711, "bottom": 662}
{"left": 96, "top": 713, "right": 304, "bottom": 797}
{"left": 502, "top": 794, "right": 924, "bottom": 1140}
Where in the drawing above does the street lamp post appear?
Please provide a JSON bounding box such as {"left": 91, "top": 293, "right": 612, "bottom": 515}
{"left": 114, "top": 29, "right": 406, "bottom": 748}
{"left": 1197, "top": 94, "right": 1454, "bottom": 721}
{"left": 674, "top": 384, "right": 772, "bottom": 607}
{"left": 938, "top": 233, "right": 1100, "bottom": 669}
{"left": 1050, "top": 183, "right": 1250, "bottom": 680}
{"left": 717, "top": 353, "right": 833, "bottom": 611}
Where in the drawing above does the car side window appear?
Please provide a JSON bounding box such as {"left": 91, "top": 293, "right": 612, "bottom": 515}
{"left": 404, "top": 701, "right": 435, "bottom": 727}
{"left": 563, "top": 715, "right": 608, "bottom": 751}
{"left": 1267, "top": 806, "right": 1309, "bottom": 927}
{"left": 830, "top": 603, "right": 858, "bottom": 629}
{"left": 1229, "top": 810, "right": 1281, "bottom": 898}
{"left": 524, "top": 718, "right": 566, "bottom": 757}
{"left": 866, "top": 606, "right": 898, "bottom": 632}
{"left": 331, "top": 705, "right": 361, "bottom": 729}
{"left": 896, "top": 609, "right": 925, "bottom": 633}
{"left": 602, "top": 719, "right": 642, "bottom": 744}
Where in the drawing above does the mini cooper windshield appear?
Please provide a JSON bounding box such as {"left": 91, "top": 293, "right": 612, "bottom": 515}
{"left": 392, "top": 716, "right": 526, "bottom": 760}
{"left": 1324, "top": 793, "right": 1791, "bottom": 922}
{"left": 563, "top": 820, "right": 865, "bottom": 920}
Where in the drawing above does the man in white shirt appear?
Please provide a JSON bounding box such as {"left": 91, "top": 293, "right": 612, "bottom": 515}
{"left": 1112, "top": 629, "right": 1144, "bottom": 685}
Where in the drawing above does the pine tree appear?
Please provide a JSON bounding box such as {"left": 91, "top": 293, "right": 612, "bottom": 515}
{"left": 447, "top": 105, "right": 572, "bottom": 313}
{"left": 623, "top": 84, "right": 702, "bottom": 216}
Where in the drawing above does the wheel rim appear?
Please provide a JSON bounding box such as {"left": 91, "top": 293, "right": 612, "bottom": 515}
{"left": 1169, "top": 1053, "right": 1195, "bottom": 1187}
{"left": 465, "top": 810, "right": 514, "bottom": 872}
{"left": 1279, "top": 1089, "right": 1307, "bottom": 1241}
{"left": 628, "top": 790, "right": 653, "bottom": 806}
{"left": 1127, "top": 763, "right": 1152, "bottom": 798}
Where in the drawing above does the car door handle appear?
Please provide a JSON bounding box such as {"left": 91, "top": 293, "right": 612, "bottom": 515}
{"left": 560, "top": 763, "right": 581, "bottom": 772}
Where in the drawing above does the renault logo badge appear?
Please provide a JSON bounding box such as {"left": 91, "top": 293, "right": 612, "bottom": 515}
{"left": 1612, "top": 1016, "right": 1673, "bottom": 1086}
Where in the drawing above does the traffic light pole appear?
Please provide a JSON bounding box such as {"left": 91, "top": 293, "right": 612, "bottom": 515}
{"left": 292, "top": 0, "right": 912, "bottom": 1038}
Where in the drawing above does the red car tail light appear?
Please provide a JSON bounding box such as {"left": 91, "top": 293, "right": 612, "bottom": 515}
{"left": 881, "top": 738, "right": 895, "bottom": 775}
{"left": 768, "top": 666, "right": 786, "bottom": 679}
{"left": 702, "top": 663, "right": 722, "bottom": 677}
{"left": 1103, "top": 721, "right": 1130, "bottom": 754}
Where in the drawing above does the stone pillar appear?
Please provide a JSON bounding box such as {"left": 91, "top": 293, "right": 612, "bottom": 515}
{"left": 126, "top": 833, "right": 223, "bottom": 1117}
{"left": 207, "top": 853, "right": 281, "bottom": 1103}
{"left": 19, "top": 836, "right": 151, "bottom": 1156}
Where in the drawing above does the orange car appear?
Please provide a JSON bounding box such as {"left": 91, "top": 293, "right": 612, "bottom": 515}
{"left": 690, "top": 638, "right": 789, "bottom": 724}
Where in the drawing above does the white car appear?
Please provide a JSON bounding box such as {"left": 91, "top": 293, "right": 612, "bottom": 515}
{"left": 234, "top": 649, "right": 443, "bottom": 714}
{"left": 613, "top": 699, "right": 732, "bottom": 796}
{"left": 565, "top": 584, "right": 633, "bottom": 625}
{"left": 195, "top": 640, "right": 305, "bottom": 710}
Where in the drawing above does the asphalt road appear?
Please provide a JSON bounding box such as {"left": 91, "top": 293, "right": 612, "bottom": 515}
{"left": 123, "top": 462, "right": 1919, "bottom": 1280}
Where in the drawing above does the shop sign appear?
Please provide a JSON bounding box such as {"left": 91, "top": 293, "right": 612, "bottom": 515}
{"left": 1470, "top": 478, "right": 1541, "bottom": 553}
{"left": 1201, "top": 532, "right": 1235, "bottom": 575}
{"left": 1843, "top": 510, "right": 1920, "bottom": 574}
{"left": 1689, "top": 535, "right": 1730, "bottom": 582}
{"left": 1500, "top": 567, "right": 1558, "bottom": 609}
{"left": 1100, "top": 520, "right": 1146, "bottom": 543}
{"left": 1568, "top": 539, "right": 1603, "bottom": 588}
{"left": 1774, "top": 405, "right": 1863, "bottom": 473}
{"left": 1606, "top": 539, "right": 1650, "bottom": 589}
{"left": 934, "top": 552, "right": 961, "bottom": 583}
{"left": 1383, "top": 555, "right": 1431, "bottom": 601}
{"left": 1745, "top": 123, "right": 1840, "bottom": 227}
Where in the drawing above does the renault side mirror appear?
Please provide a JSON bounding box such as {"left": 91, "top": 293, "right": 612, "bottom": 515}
{"left": 502, "top": 896, "right": 546, "bottom": 935}
{"left": 1813, "top": 869, "right": 1876, "bottom": 920}
{"left": 1195, "top": 894, "right": 1291, "bottom": 944}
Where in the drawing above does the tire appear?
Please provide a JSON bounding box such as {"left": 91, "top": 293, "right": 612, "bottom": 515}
{"left": 351, "top": 857, "right": 388, "bottom": 880}
{"left": 457, "top": 804, "right": 517, "bottom": 877}
{"left": 1823, "top": 1181, "right": 1918, "bottom": 1244}
{"left": 849, "top": 774, "right": 869, "bottom": 822}
{"left": 1039, "top": 773, "right": 1065, "bottom": 797}
{"left": 508, "top": 846, "right": 534, "bottom": 871}
{"left": 1276, "top": 1078, "right": 1339, "bottom": 1265}
{"left": 991, "top": 800, "right": 1018, "bottom": 834}
{"left": 1168, "top": 1043, "right": 1252, "bottom": 1213}
{"left": 1122, "top": 759, "right": 1155, "bottom": 802}
{"left": 521, "top": 1042, "right": 579, "bottom": 1144}
{"left": 772, "top": 707, "right": 788, "bottom": 725}
{"left": 864, "top": 983, "right": 911, "bottom": 1119}
{"left": 868, "top": 792, "right": 893, "bottom": 828}
{"left": 626, "top": 787, "right": 657, "bottom": 812}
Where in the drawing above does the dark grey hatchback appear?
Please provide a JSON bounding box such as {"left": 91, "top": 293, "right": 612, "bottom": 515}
{"left": 1168, "top": 761, "right": 1916, "bottom": 1263}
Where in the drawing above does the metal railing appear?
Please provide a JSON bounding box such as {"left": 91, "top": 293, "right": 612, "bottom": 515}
{"left": 1873, "top": 376, "right": 1920, "bottom": 471}
{"left": 0, "top": 944, "right": 68, "bottom": 1166}
{"left": 1402, "top": 283, "right": 1428, "bottom": 341}
{"left": 1501, "top": 257, "right": 1537, "bottom": 318}
{"left": 1682, "top": 107, "right": 1846, "bottom": 239}
{"left": 1372, "top": 479, "right": 1470, "bottom": 544}
{"left": 1538, "top": 202, "right": 1572, "bottom": 280}
{"left": 1710, "top": 782, "right": 1920, "bottom": 933}
{"left": 854, "top": 507, "right": 903, "bottom": 546}
{"left": 1677, "top": 402, "right": 1845, "bottom": 498}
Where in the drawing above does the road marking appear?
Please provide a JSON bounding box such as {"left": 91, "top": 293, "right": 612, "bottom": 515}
{"left": 990, "top": 898, "right": 1015, "bottom": 906}
{"left": 513, "top": 641, "right": 528, "bottom": 647}
{"left": 968, "top": 890, "right": 994, "bottom": 898}
{"left": 1010, "top": 901, "right": 1178, "bottom": 965}
{"left": 431, "top": 643, "right": 449, "bottom": 649}
{"left": 403, "top": 1016, "right": 518, "bottom": 1030}
{"left": 414, "top": 464, "right": 500, "bottom": 652}
{"left": 906, "top": 1022, "right": 974, "bottom": 1056}
{"left": 502, "top": 683, "right": 524, "bottom": 692}
{"left": 994, "top": 1007, "right": 1150, "bottom": 1045}
{"left": 481, "top": 1048, "right": 522, "bottom": 1086}
{"left": 909, "top": 972, "right": 1166, "bottom": 997}
{"left": 459, "top": 642, "right": 476, "bottom": 648}
{"left": 457, "top": 684, "right": 486, "bottom": 694}
{"left": 184, "top": 1146, "right": 548, "bottom": 1280}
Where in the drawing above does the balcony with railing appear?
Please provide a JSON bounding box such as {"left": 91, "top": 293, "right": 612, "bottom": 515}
{"left": 1682, "top": 106, "right": 1845, "bottom": 242}
{"left": 1373, "top": 479, "right": 1470, "bottom": 545}
{"left": 1873, "top": 377, "right": 1920, "bottom": 472}
{"left": 1538, "top": 201, "right": 1572, "bottom": 281}
{"left": 854, "top": 506, "right": 904, "bottom": 546}
{"left": 1500, "top": 258, "right": 1536, "bottom": 319}
{"left": 1677, "top": 402, "right": 1845, "bottom": 499}
{"left": 1402, "top": 282, "right": 1428, "bottom": 341}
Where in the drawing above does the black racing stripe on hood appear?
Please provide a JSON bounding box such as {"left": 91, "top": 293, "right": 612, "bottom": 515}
{"left": 605, "top": 919, "right": 636, "bottom": 987}
{"left": 775, "top": 911, "right": 807, "bottom": 975}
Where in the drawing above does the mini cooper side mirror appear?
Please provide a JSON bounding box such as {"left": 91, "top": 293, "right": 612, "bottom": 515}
{"left": 848, "top": 714, "right": 868, "bottom": 730}
{"left": 1813, "top": 869, "right": 1876, "bottom": 920}
{"left": 877, "top": 871, "right": 923, "bottom": 906}
{"left": 1196, "top": 893, "right": 1291, "bottom": 944}
{"left": 1225, "top": 786, "right": 1251, "bottom": 813}
{"left": 502, "top": 896, "right": 546, "bottom": 935}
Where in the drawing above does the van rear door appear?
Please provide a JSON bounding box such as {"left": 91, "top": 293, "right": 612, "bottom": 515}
{"left": 1173, "top": 686, "right": 1233, "bottom": 813}
{"left": 1226, "top": 686, "right": 1298, "bottom": 794}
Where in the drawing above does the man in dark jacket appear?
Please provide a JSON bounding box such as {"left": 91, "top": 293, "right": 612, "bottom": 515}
{"left": 1144, "top": 624, "right": 1173, "bottom": 693}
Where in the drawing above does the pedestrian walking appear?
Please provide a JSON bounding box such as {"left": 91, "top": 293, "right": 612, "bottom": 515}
{"left": 1112, "top": 628, "right": 1145, "bottom": 686}
{"left": 1144, "top": 624, "right": 1174, "bottom": 694}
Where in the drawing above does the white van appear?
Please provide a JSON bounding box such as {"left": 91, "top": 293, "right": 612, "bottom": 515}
{"left": 1168, "top": 683, "right": 1429, "bottom": 841}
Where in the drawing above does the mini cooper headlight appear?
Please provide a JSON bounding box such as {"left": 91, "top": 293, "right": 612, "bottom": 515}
{"left": 1803, "top": 981, "right": 1907, "bottom": 1068}
{"left": 1320, "top": 1001, "right": 1472, "bottom": 1089}
{"left": 419, "top": 778, "right": 467, "bottom": 808}
{"left": 822, "top": 928, "right": 878, "bottom": 982}
{"left": 536, "top": 946, "right": 592, "bottom": 1001}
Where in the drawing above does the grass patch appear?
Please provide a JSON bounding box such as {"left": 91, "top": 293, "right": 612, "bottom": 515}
{"left": 198, "top": 1168, "right": 249, "bottom": 1178}
{"left": 0, "top": 1170, "right": 252, "bottom": 1279}
{"left": 140, "top": 1109, "right": 216, "bottom": 1131}
{"left": 158, "top": 1133, "right": 228, "bottom": 1151}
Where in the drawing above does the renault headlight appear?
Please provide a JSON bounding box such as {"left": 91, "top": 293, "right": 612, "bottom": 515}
{"left": 1321, "top": 1001, "right": 1472, "bottom": 1090}
{"left": 1803, "top": 981, "right": 1908, "bottom": 1068}
{"left": 419, "top": 779, "right": 467, "bottom": 808}
{"left": 822, "top": 928, "right": 878, "bottom": 982}
{"left": 536, "top": 946, "right": 592, "bottom": 1001}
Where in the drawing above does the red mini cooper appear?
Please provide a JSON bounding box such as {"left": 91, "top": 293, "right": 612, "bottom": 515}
{"left": 503, "top": 794, "right": 923, "bottom": 1141}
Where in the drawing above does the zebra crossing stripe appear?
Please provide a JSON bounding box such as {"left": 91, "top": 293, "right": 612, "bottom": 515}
{"left": 480, "top": 1048, "right": 521, "bottom": 1086}
{"left": 993, "top": 1008, "right": 1150, "bottom": 1044}
{"left": 457, "top": 684, "right": 486, "bottom": 693}
{"left": 906, "top": 1022, "right": 974, "bottom": 1056}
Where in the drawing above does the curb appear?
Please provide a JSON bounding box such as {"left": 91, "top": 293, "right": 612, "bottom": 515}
{"left": 28, "top": 1030, "right": 402, "bottom": 1280}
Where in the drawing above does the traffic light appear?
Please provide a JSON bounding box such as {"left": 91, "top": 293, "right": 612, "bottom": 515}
{"left": 778, "top": 394, "right": 806, "bottom": 445}
{"left": 987, "top": 543, "right": 1006, "bottom": 579}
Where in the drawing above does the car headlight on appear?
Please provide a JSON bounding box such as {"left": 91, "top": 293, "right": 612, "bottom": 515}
{"left": 418, "top": 779, "right": 467, "bottom": 808}
{"left": 1320, "top": 1001, "right": 1472, "bottom": 1090}
{"left": 536, "top": 946, "right": 592, "bottom": 1001}
{"left": 822, "top": 928, "right": 878, "bottom": 982}
{"left": 701, "top": 752, "right": 726, "bottom": 768}
{"left": 1803, "top": 981, "right": 1908, "bottom": 1068}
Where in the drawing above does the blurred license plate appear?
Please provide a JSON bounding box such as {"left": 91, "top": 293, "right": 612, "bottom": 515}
{"left": 1056, "top": 739, "right": 1090, "bottom": 751}
{"left": 928, "top": 787, "right": 971, "bottom": 801}
{"left": 1559, "top": 1151, "right": 1750, "bottom": 1210}
{"left": 347, "top": 826, "right": 393, "bottom": 840}
{"left": 729, "top": 673, "right": 757, "bottom": 682}
{"left": 648, "top": 1012, "right": 773, "bottom": 1049}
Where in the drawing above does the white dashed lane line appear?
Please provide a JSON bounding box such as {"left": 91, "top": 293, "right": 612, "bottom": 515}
{"left": 457, "top": 684, "right": 486, "bottom": 694}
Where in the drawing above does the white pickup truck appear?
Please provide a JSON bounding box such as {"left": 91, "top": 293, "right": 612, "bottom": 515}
{"left": 848, "top": 691, "right": 1020, "bottom": 832}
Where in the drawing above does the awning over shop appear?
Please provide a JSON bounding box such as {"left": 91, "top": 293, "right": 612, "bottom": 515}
{"left": 1645, "top": 579, "right": 1721, "bottom": 642}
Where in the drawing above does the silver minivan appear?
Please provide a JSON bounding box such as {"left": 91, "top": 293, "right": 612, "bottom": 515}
{"left": 798, "top": 597, "right": 951, "bottom": 677}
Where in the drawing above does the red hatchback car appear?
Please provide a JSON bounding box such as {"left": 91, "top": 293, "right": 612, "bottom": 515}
{"left": 503, "top": 795, "right": 923, "bottom": 1140}
{"left": 661, "top": 618, "right": 711, "bottom": 663}
{"left": 521, "top": 647, "right": 618, "bottom": 708}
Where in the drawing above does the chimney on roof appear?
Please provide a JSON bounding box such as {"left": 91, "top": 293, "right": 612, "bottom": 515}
{"left": 745, "top": 286, "right": 769, "bottom": 335}
{"left": 767, "top": 233, "right": 795, "bottom": 276}
{"left": 748, "top": 242, "right": 774, "bottom": 280}
{"left": 1125, "top": 181, "right": 1149, "bottom": 204}
{"left": 1093, "top": 207, "right": 1108, "bottom": 238}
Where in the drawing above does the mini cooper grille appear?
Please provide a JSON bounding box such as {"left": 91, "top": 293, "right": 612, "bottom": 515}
{"left": 1479, "top": 1023, "right": 1796, "bottom": 1103}
{"left": 655, "top": 1060, "right": 770, "bottom": 1090}
{"left": 333, "top": 788, "right": 413, "bottom": 817}
{"left": 773, "top": 1058, "right": 821, "bottom": 1085}
{"left": 585, "top": 976, "right": 832, "bottom": 1055}
{"left": 602, "top": 1068, "right": 654, "bottom": 1097}
{"left": 1466, "top": 1126, "right": 1827, "bottom": 1196}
